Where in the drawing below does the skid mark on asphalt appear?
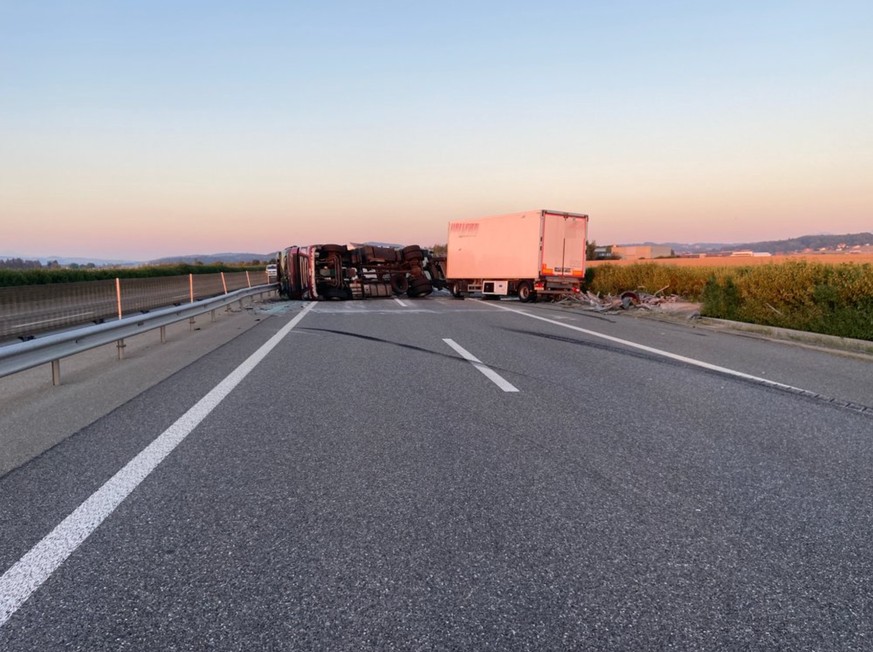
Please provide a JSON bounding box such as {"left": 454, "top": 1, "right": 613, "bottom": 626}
{"left": 488, "top": 303, "right": 873, "bottom": 415}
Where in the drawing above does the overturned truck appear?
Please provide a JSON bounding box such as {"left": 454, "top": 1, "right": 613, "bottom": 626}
{"left": 277, "top": 243, "right": 446, "bottom": 300}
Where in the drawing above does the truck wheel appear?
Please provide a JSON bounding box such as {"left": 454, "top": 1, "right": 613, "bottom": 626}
{"left": 451, "top": 282, "right": 465, "bottom": 299}
{"left": 322, "top": 287, "right": 348, "bottom": 300}
{"left": 517, "top": 281, "right": 534, "bottom": 303}
{"left": 390, "top": 274, "right": 409, "bottom": 294}
{"left": 407, "top": 276, "right": 433, "bottom": 297}
{"left": 402, "top": 245, "right": 423, "bottom": 262}
{"left": 318, "top": 244, "right": 345, "bottom": 256}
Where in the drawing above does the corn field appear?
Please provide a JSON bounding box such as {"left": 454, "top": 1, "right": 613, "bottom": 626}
{"left": 587, "top": 260, "right": 873, "bottom": 341}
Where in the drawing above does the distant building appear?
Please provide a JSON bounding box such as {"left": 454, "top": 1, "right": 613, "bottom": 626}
{"left": 612, "top": 245, "right": 673, "bottom": 260}
{"left": 730, "top": 250, "right": 772, "bottom": 257}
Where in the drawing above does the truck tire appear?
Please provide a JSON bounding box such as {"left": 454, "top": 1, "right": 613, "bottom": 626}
{"left": 451, "top": 282, "right": 465, "bottom": 299}
{"left": 517, "top": 281, "right": 534, "bottom": 303}
{"left": 319, "top": 244, "right": 345, "bottom": 255}
{"left": 390, "top": 274, "right": 409, "bottom": 294}
{"left": 402, "top": 245, "right": 423, "bottom": 262}
{"left": 322, "top": 287, "right": 349, "bottom": 300}
{"left": 407, "top": 276, "right": 433, "bottom": 297}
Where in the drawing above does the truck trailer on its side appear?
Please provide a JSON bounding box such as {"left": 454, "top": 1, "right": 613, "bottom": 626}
{"left": 277, "top": 243, "right": 443, "bottom": 300}
{"left": 445, "top": 209, "right": 589, "bottom": 302}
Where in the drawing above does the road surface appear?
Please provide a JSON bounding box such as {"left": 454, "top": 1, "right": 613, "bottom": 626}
{"left": 1, "top": 297, "right": 872, "bottom": 650}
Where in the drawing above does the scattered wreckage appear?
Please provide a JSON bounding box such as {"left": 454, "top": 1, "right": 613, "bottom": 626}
{"left": 274, "top": 240, "right": 699, "bottom": 315}
{"left": 561, "top": 288, "right": 699, "bottom": 317}
{"left": 277, "top": 209, "right": 590, "bottom": 302}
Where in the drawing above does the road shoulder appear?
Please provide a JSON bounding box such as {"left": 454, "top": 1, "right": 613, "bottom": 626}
{"left": 0, "top": 300, "right": 280, "bottom": 478}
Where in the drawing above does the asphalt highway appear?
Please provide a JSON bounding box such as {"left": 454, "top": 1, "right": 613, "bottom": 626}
{"left": 1, "top": 296, "right": 872, "bottom": 650}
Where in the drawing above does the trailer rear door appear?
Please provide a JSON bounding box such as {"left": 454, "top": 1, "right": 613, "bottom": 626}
{"left": 541, "top": 212, "right": 587, "bottom": 277}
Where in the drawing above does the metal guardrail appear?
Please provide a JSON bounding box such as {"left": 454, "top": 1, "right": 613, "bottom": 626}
{"left": 0, "top": 284, "right": 277, "bottom": 385}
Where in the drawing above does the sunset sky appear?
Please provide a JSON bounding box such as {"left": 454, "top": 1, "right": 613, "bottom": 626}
{"left": 2, "top": 1, "right": 871, "bottom": 261}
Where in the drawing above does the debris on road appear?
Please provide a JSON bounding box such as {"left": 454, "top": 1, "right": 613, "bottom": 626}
{"left": 555, "top": 287, "right": 701, "bottom": 318}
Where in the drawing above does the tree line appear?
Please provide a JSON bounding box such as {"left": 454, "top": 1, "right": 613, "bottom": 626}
{"left": 0, "top": 258, "right": 61, "bottom": 270}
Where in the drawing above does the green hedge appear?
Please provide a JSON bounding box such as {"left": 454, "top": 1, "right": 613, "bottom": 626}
{"left": 588, "top": 261, "right": 873, "bottom": 341}
{"left": 0, "top": 264, "right": 263, "bottom": 288}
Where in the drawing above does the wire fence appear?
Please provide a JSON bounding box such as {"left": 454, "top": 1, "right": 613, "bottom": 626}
{"left": 0, "top": 271, "right": 273, "bottom": 342}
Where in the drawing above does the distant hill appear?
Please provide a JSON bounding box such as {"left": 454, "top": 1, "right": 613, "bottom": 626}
{"left": 724, "top": 232, "right": 873, "bottom": 254}
{"left": 147, "top": 252, "right": 276, "bottom": 265}
{"left": 9, "top": 233, "right": 873, "bottom": 268}
{"left": 0, "top": 252, "right": 276, "bottom": 267}
{"left": 628, "top": 232, "right": 873, "bottom": 254}
{"left": 148, "top": 245, "right": 406, "bottom": 265}
{"left": 0, "top": 255, "right": 140, "bottom": 267}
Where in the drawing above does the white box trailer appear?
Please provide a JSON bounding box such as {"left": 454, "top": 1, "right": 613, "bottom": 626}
{"left": 446, "top": 209, "right": 589, "bottom": 302}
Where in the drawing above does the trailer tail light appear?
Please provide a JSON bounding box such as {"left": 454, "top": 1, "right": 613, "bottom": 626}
{"left": 534, "top": 282, "right": 544, "bottom": 290}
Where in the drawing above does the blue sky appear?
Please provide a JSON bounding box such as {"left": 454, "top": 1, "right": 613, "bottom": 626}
{"left": 1, "top": 1, "right": 871, "bottom": 259}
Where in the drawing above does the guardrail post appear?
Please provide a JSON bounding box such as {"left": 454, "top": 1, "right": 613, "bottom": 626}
{"left": 116, "top": 278, "right": 123, "bottom": 320}
{"left": 116, "top": 279, "right": 124, "bottom": 356}
{"left": 211, "top": 309, "right": 216, "bottom": 322}
{"left": 160, "top": 325, "right": 166, "bottom": 343}
{"left": 189, "top": 274, "right": 196, "bottom": 330}
{"left": 52, "top": 360, "right": 61, "bottom": 386}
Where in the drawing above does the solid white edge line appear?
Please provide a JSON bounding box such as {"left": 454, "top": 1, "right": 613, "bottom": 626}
{"left": 443, "top": 338, "right": 519, "bottom": 392}
{"left": 0, "top": 302, "right": 318, "bottom": 629}
{"left": 483, "top": 302, "right": 808, "bottom": 393}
